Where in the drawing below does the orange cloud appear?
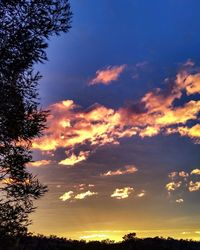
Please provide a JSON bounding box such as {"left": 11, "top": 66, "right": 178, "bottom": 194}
{"left": 139, "top": 126, "right": 160, "bottom": 137}
{"left": 28, "top": 160, "right": 51, "bottom": 167}
{"left": 179, "top": 171, "right": 189, "bottom": 178}
{"left": 111, "top": 187, "right": 134, "bottom": 199}
{"left": 176, "top": 198, "right": 184, "bottom": 203}
{"left": 59, "top": 191, "right": 74, "bottom": 201}
{"left": 59, "top": 151, "right": 90, "bottom": 166}
{"left": 89, "top": 65, "right": 126, "bottom": 85}
{"left": 191, "top": 169, "right": 200, "bottom": 175}
{"left": 137, "top": 190, "right": 146, "bottom": 197}
{"left": 32, "top": 68, "right": 200, "bottom": 165}
{"left": 74, "top": 190, "right": 98, "bottom": 200}
{"left": 188, "top": 181, "right": 200, "bottom": 192}
{"left": 101, "top": 165, "right": 138, "bottom": 176}
{"left": 177, "top": 71, "right": 200, "bottom": 95}
{"left": 165, "top": 181, "right": 182, "bottom": 191}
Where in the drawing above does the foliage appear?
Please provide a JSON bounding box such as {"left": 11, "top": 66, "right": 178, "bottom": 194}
{"left": 0, "top": 0, "right": 72, "bottom": 236}
{"left": 0, "top": 235, "right": 199, "bottom": 250}
{"left": 122, "top": 232, "right": 137, "bottom": 241}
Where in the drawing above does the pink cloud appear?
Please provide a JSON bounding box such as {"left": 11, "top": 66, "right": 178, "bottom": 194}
{"left": 89, "top": 65, "right": 126, "bottom": 85}
{"left": 101, "top": 165, "right": 138, "bottom": 176}
{"left": 32, "top": 68, "right": 200, "bottom": 166}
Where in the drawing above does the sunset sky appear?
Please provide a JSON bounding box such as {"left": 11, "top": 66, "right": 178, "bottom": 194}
{"left": 29, "top": 0, "right": 200, "bottom": 241}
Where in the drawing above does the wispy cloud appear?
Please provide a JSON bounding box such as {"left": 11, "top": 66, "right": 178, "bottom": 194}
{"left": 59, "top": 151, "right": 90, "bottom": 166}
{"left": 74, "top": 184, "right": 95, "bottom": 191}
{"left": 89, "top": 65, "right": 126, "bottom": 85}
{"left": 28, "top": 160, "right": 51, "bottom": 167}
{"left": 111, "top": 187, "right": 134, "bottom": 199}
{"left": 137, "top": 190, "right": 146, "bottom": 198}
{"left": 101, "top": 165, "right": 138, "bottom": 177}
{"left": 74, "top": 190, "right": 98, "bottom": 200}
{"left": 59, "top": 190, "right": 98, "bottom": 202}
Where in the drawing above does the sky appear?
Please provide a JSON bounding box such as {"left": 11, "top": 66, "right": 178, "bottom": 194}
{"left": 29, "top": 0, "right": 200, "bottom": 242}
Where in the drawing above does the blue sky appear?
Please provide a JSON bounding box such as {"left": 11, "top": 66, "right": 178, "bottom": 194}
{"left": 30, "top": 0, "right": 200, "bottom": 241}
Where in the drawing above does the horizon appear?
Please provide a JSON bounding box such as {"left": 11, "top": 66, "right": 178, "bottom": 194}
{"left": 27, "top": 0, "right": 200, "bottom": 242}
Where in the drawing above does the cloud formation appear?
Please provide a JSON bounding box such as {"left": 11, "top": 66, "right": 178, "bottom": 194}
{"left": 111, "top": 187, "right": 134, "bottom": 199}
{"left": 74, "top": 190, "right": 98, "bottom": 200}
{"left": 191, "top": 169, "right": 200, "bottom": 175}
{"left": 166, "top": 168, "right": 200, "bottom": 201}
{"left": 59, "top": 191, "right": 74, "bottom": 201}
{"left": 32, "top": 68, "right": 200, "bottom": 166}
{"left": 166, "top": 181, "right": 182, "bottom": 191}
{"left": 59, "top": 151, "right": 90, "bottom": 166}
{"left": 59, "top": 189, "right": 98, "bottom": 202}
{"left": 178, "top": 171, "right": 189, "bottom": 178}
{"left": 89, "top": 65, "right": 126, "bottom": 85}
{"left": 101, "top": 165, "right": 138, "bottom": 176}
{"left": 188, "top": 181, "right": 200, "bottom": 192}
{"left": 28, "top": 160, "right": 51, "bottom": 167}
{"left": 176, "top": 198, "right": 184, "bottom": 203}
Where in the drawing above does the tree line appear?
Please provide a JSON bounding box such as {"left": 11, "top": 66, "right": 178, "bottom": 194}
{"left": 0, "top": 234, "right": 199, "bottom": 250}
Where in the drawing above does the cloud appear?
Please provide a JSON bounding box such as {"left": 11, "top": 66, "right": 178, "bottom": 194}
{"left": 176, "top": 198, "right": 184, "bottom": 203}
{"left": 139, "top": 126, "right": 160, "bottom": 137}
{"left": 136, "top": 61, "right": 149, "bottom": 68}
{"left": 59, "top": 191, "right": 74, "bottom": 201}
{"left": 188, "top": 181, "right": 200, "bottom": 192}
{"left": 59, "top": 151, "right": 90, "bottom": 166}
{"left": 74, "top": 190, "right": 98, "bottom": 200}
{"left": 191, "top": 169, "right": 200, "bottom": 175}
{"left": 28, "top": 160, "right": 51, "bottom": 167}
{"left": 181, "top": 72, "right": 200, "bottom": 95}
{"left": 183, "top": 59, "right": 195, "bottom": 67}
{"left": 167, "top": 124, "right": 200, "bottom": 143}
{"left": 168, "top": 172, "right": 177, "bottom": 180}
{"left": 101, "top": 165, "right": 138, "bottom": 176}
{"left": 89, "top": 65, "right": 126, "bottom": 85}
{"left": 166, "top": 169, "right": 200, "bottom": 199}
{"left": 74, "top": 183, "right": 95, "bottom": 191}
{"left": 137, "top": 190, "right": 146, "bottom": 197}
{"left": 111, "top": 187, "right": 134, "bottom": 199}
{"left": 165, "top": 181, "right": 182, "bottom": 191}
{"left": 178, "top": 171, "right": 189, "bottom": 178}
{"left": 32, "top": 68, "right": 200, "bottom": 165}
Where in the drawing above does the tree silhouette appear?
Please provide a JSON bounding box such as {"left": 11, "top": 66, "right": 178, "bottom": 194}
{"left": 122, "top": 232, "right": 137, "bottom": 241}
{"left": 0, "top": 0, "right": 72, "bottom": 236}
